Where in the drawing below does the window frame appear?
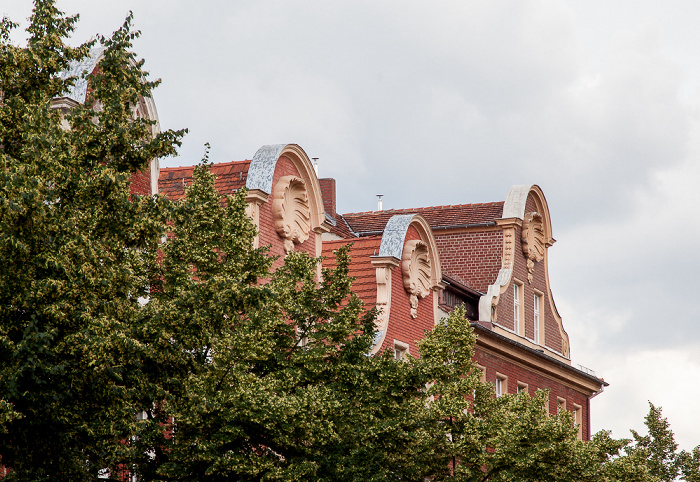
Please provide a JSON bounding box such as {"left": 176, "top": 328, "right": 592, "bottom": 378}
{"left": 513, "top": 280, "right": 524, "bottom": 335}
{"left": 394, "top": 340, "right": 409, "bottom": 361}
{"left": 495, "top": 373, "right": 508, "bottom": 398}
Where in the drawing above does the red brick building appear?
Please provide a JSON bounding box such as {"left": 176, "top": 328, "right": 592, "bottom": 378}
{"left": 160, "top": 143, "right": 606, "bottom": 441}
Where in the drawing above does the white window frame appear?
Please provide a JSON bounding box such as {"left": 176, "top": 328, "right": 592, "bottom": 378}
{"left": 533, "top": 291, "right": 544, "bottom": 344}
{"left": 573, "top": 403, "right": 583, "bottom": 439}
{"left": 516, "top": 382, "right": 528, "bottom": 395}
{"left": 394, "top": 340, "right": 409, "bottom": 361}
{"left": 513, "top": 281, "right": 522, "bottom": 335}
{"left": 495, "top": 373, "right": 508, "bottom": 398}
{"left": 557, "top": 397, "right": 566, "bottom": 415}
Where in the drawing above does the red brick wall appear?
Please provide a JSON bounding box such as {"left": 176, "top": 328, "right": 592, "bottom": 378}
{"left": 380, "top": 225, "right": 436, "bottom": 359}
{"left": 433, "top": 228, "right": 502, "bottom": 293}
{"left": 474, "top": 345, "right": 591, "bottom": 440}
{"left": 257, "top": 156, "right": 317, "bottom": 269}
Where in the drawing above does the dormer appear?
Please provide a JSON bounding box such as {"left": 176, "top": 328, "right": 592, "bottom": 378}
{"left": 52, "top": 47, "right": 162, "bottom": 196}
{"left": 479, "top": 185, "right": 570, "bottom": 362}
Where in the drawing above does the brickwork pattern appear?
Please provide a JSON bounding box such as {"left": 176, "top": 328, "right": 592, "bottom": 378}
{"left": 433, "top": 229, "right": 503, "bottom": 293}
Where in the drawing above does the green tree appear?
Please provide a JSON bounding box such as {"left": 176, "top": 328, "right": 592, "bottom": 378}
{"left": 0, "top": 1, "right": 184, "bottom": 479}
{"left": 2, "top": 2, "right": 699, "bottom": 482}
{"left": 624, "top": 403, "right": 700, "bottom": 482}
{"left": 134, "top": 160, "right": 473, "bottom": 481}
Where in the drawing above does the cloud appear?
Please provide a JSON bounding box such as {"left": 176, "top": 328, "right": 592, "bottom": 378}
{"left": 588, "top": 346, "right": 700, "bottom": 452}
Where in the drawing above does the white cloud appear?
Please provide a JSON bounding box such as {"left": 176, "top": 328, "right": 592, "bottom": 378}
{"left": 589, "top": 346, "right": 700, "bottom": 452}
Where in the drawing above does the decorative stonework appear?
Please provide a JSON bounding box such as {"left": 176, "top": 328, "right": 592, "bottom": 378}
{"left": 522, "top": 212, "right": 545, "bottom": 283}
{"left": 401, "top": 240, "right": 432, "bottom": 319}
{"left": 370, "top": 256, "right": 400, "bottom": 354}
{"left": 272, "top": 175, "right": 311, "bottom": 253}
{"left": 502, "top": 227, "right": 515, "bottom": 270}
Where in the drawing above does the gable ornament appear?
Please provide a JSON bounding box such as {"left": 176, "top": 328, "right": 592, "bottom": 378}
{"left": 272, "top": 175, "right": 311, "bottom": 254}
{"left": 401, "top": 240, "right": 432, "bottom": 319}
{"left": 521, "top": 212, "right": 545, "bottom": 283}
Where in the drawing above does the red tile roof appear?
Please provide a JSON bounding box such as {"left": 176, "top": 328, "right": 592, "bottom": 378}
{"left": 340, "top": 202, "right": 505, "bottom": 234}
{"left": 322, "top": 237, "right": 382, "bottom": 309}
{"left": 159, "top": 160, "right": 251, "bottom": 200}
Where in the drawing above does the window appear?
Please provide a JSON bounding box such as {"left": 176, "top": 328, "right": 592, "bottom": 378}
{"left": 394, "top": 340, "right": 409, "bottom": 361}
{"left": 573, "top": 404, "right": 583, "bottom": 439}
{"left": 475, "top": 363, "right": 486, "bottom": 383}
{"left": 533, "top": 291, "right": 544, "bottom": 344}
{"left": 516, "top": 382, "right": 528, "bottom": 395}
{"left": 495, "top": 373, "right": 508, "bottom": 397}
{"left": 557, "top": 397, "right": 566, "bottom": 415}
{"left": 513, "top": 282, "right": 522, "bottom": 335}
{"left": 296, "top": 327, "right": 309, "bottom": 348}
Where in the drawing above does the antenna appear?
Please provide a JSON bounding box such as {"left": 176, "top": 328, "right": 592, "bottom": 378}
{"left": 377, "top": 194, "right": 383, "bottom": 211}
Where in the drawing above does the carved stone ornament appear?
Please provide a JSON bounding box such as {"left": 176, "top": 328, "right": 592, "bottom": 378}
{"left": 522, "top": 212, "right": 545, "bottom": 283}
{"left": 272, "top": 175, "right": 311, "bottom": 253}
{"left": 401, "top": 240, "right": 432, "bottom": 319}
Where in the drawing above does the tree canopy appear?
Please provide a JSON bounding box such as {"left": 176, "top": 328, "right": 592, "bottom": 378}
{"left": 1, "top": 1, "right": 699, "bottom": 481}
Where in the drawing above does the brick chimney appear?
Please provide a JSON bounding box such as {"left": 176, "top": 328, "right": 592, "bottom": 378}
{"left": 319, "top": 178, "right": 336, "bottom": 217}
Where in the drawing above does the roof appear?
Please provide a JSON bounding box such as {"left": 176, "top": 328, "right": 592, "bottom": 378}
{"left": 326, "top": 215, "right": 358, "bottom": 239}
{"left": 58, "top": 47, "right": 104, "bottom": 104}
{"left": 341, "top": 202, "right": 505, "bottom": 235}
{"left": 321, "top": 237, "right": 383, "bottom": 309}
{"left": 159, "top": 160, "right": 251, "bottom": 201}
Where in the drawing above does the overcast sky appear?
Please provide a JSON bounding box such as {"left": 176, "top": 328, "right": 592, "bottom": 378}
{"left": 5, "top": 0, "right": 700, "bottom": 451}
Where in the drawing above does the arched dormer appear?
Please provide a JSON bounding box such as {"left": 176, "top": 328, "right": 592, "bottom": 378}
{"left": 370, "top": 214, "right": 443, "bottom": 354}
{"left": 52, "top": 47, "right": 162, "bottom": 195}
{"left": 480, "top": 185, "right": 570, "bottom": 360}
{"left": 244, "top": 144, "right": 328, "bottom": 257}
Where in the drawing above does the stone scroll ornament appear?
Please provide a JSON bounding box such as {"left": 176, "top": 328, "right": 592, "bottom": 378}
{"left": 272, "top": 175, "right": 311, "bottom": 253}
{"left": 522, "top": 212, "right": 545, "bottom": 283}
{"left": 401, "top": 240, "right": 432, "bottom": 319}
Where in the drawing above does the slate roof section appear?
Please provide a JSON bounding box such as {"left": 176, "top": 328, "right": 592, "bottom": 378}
{"left": 321, "top": 237, "right": 382, "bottom": 310}
{"left": 341, "top": 202, "right": 505, "bottom": 235}
{"left": 326, "top": 215, "right": 358, "bottom": 239}
{"left": 159, "top": 160, "right": 251, "bottom": 201}
{"left": 58, "top": 47, "right": 105, "bottom": 104}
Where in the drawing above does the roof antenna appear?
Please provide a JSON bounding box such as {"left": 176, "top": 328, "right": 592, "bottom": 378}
{"left": 312, "top": 158, "right": 319, "bottom": 176}
{"left": 377, "top": 194, "right": 383, "bottom": 211}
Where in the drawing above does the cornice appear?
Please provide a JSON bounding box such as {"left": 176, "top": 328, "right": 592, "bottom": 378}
{"left": 471, "top": 323, "right": 606, "bottom": 395}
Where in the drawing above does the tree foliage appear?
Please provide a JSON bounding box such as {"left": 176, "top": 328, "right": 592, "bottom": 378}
{"left": 1, "top": 2, "right": 699, "bottom": 481}
{"left": 0, "top": 1, "right": 184, "bottom": 479}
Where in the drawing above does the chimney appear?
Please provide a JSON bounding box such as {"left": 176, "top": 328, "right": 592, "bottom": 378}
{"left": 319, "top": 178, "right": 336, "bottom": 217}
{"left": 312, "top": 158, "right": 319, "bottom": 176}
{"left": 377, "top": 194, "right": 383, "bottom": 211}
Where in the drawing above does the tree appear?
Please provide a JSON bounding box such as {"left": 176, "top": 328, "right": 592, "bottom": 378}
{"left": 0, "top": 1, "right": 184, "bottom": 479}
{"left": 133, "top": 159, "right": 472, "bottom": 481}
{"left": 2, "top": 2, "right": 699, "bottom": 481}
{"left": 624, "top": 403, "right": 700, "bottom": 482}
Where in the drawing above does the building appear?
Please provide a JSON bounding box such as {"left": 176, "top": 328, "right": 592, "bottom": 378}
{"left": 159, "top": 143, "right": 607, "bottom": 440}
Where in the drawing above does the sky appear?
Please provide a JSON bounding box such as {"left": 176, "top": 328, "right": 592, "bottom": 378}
{"left": 4, "top": 0, "right": 700, "bottom": 451}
